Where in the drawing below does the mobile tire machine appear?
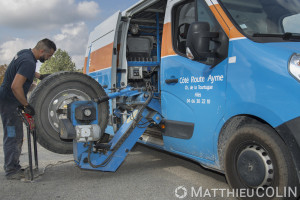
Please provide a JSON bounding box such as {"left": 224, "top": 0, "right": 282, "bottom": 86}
{"left": 59, "top": 86, "right": 162, "bottom": 171}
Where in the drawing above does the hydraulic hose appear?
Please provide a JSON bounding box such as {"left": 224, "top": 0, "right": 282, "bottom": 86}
{"left": 88, "top": 91, "right": 154, "bottom": 168}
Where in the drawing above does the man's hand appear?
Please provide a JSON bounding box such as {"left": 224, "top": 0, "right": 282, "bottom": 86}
{"left": 24, "top": 104, "right": 35, "bottom": 116}
{"left": 39, "top": 74, "right": 51, "bottom": 80}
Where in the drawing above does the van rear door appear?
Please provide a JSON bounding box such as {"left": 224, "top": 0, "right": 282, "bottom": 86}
{"left": 83, "top": 11, "right": 122, "bottom": 133}
{"left": 84, "top": 11, "right": 121, "bottom": 88}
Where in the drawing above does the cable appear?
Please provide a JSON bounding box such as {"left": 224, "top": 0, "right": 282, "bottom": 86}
{"left": 21, "top": 159, "right": 74, "bottom": 182}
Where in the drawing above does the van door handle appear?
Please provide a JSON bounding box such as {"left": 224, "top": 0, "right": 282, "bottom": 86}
{"left": 165, "top": 78, "right": 178, "bottom": 84}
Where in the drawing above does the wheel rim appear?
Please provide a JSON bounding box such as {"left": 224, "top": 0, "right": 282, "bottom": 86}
{"left": 48, "top": 89, "right": 91, "bottom": 132}
{"left": 236, "top": 144, "right": 274, "bottom": 188}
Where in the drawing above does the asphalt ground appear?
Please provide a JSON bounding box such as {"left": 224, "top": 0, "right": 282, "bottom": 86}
{"left": 0, "top": 118, "right": 234, "bottom": 200}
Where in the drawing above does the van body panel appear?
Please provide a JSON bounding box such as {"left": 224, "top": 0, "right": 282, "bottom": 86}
{"left": 161, "top": 23, "right": 176, "bottom": 57}
{"left": 84, "top": 11, "right": 121, "bottom": 73}
{"left": 123, "top": 0, "right": 146, "bottom": 15}
{"left": 161, "top": 54, "right": 227, "bottom": 160}
{"left": 84, "top": 11, "right": 121, "bottom": 91}
{"left": 225, "top": 39, "right": 300, "bottom": 127}
{"left": 264, "top": 42, "right": 300, "bottom": 54}
{"left": 89, "top": 43, "right": 114, "bottom": 72}
{"left": 82, "top": 0, "right": 300, "bottom": 179}
{"left": 125, "top": 0, "right": 159, "bottom": 17}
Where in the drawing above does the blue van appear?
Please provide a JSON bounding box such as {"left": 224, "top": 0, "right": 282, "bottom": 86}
{"left": 31, "top": 0, "right": 300, "bottom": 198}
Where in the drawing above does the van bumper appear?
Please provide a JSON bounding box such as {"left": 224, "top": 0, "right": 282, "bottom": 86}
{"left": 276, "top": 117, "right": 300, "bottom": 183}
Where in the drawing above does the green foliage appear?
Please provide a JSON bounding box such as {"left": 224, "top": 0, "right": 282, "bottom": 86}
{"left": 76, "top": 68, "right": 83, "bottom": 73}
{"left": 40, "top": 49, "right": 76, "bottom": 73}
{"left": 0, "top": 64, "right": 8, "bottom": 85}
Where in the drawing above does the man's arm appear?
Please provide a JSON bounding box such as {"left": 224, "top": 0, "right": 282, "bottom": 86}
{"left": 11, "top": 74, "right": 28, "bottom": 106}
{"left": 35, "top": 72, "right": 40, "bottom": 79}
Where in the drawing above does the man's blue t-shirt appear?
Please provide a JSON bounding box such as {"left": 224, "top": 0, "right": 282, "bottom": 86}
{"left": 0, "top": 49, "right": 37, "bottom": 103}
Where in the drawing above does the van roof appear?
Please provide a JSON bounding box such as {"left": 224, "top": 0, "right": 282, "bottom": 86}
{"left": 122, "top": 0, "right": 146, "bottom": 15}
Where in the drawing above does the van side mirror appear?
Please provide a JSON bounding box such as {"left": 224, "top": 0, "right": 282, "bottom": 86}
{"left": 186, "top": 22, "right": 219, "bottom": 62}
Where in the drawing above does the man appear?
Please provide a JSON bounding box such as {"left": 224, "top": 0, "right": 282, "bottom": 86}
{"left": 0, "top": 38, "right": 56, "bottom": 180}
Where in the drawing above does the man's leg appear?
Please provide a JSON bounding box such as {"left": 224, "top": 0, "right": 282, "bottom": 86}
{"left": 1, "top": 101, "right": 24, "bottom": 176}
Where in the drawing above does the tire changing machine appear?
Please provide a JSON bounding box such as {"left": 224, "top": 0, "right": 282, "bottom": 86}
{"left": 59, "top": 87, "right": 162, "bottom": 171}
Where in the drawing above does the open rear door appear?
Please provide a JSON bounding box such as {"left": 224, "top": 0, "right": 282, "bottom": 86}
{"left": 83, "top": 11, "right": 122, "bottom": 134}
{"left": 84, "top": 11, "right": 121, "bottom": 89}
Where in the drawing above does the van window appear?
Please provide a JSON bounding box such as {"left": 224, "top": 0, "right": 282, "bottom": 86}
{"left": 173, "top": 1, "right": 196, "bottom": 54}
{"left": 283, "top": 13, "right": 300, "bottom": 33}
{"left": 197, "top": 0, "right": 218, "bottom": 31}
{"left": 220, "top": 0, "right": 268, "bottom": 35}
{"left": 220, "top": 0, "right": 300, "bottom": 42}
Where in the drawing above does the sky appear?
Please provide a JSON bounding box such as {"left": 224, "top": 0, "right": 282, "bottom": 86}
{"left": 0, "top": 0, "right": 140, "bottom": 71}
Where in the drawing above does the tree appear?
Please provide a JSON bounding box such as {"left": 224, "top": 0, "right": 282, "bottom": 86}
{"left": 76, "top": 67, "right": 83, "bottom": 73}
{"left": 0, "top": 64, "right": 8, "bottom": 85}
{"left": 40, "top": 49, "right": 76, "bottom": 74}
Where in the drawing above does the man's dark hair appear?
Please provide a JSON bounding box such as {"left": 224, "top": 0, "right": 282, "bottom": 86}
{"left": 35, "top": 38, "right": 56, "bottom": 52}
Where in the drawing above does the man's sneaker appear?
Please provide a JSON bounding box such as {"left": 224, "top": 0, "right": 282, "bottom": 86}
{"left": 6, "top": 169, "right": 25, "bottom": 180}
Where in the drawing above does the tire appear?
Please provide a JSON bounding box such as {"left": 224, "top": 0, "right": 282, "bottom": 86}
{"left": 224, "top": 124, "right": 299, "bottom": 200}
{"left": 29, "top": 72, "right": 109, "bottom": 154}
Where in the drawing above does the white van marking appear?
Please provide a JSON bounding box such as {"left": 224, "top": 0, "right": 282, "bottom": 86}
{"left": 161, "top": 55, "right": 178, "bottom": 59}
{"left": 205, "top": 0, "right": 219, "bottom": 6}
{"left": 164, "top": 0, "right": 181, "bottom": 23}
{"left": 229, "top": 37, "right": 247, "bottom": 41}
{"left": 89, "top": 67, "right": 112, "bottom": 74}
{"left": 228, "top": 56, "right": 237, "bottom": 64}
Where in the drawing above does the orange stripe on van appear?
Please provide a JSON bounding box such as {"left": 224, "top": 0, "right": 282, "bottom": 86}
{"left": 83, "top": 57, "right": 88, "bottom": 74}
{"left": 161, "top": 22, "right": 176, "bottom": 57}
{"left": 89, "top": 43, "right": 114, "bottom": 73}
{"left": 209, "top": 4, "right": 244, "bottom": 39}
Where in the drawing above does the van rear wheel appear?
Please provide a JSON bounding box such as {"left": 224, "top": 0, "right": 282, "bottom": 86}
{"left": 29, "top": 72, "right": 109, "bottom": 154}
{"left": 224, "top": 124, "right": 299, "bottom": 199}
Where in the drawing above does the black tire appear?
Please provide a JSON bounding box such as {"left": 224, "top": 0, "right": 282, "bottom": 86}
{"left": 29, "top": 71, "right": 109, "bottom": 154}
{"left": 224, "top": 124, "right": 299, "bottom": 200}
